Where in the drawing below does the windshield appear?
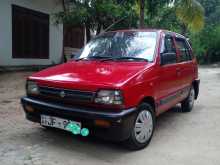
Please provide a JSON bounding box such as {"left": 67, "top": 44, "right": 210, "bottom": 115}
{"left": 76, "top": 31, "right": 158, "bottom": 62}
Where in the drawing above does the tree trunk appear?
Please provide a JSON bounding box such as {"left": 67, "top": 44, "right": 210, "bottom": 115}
{"left": 181, "top": 24, "right": 187, "bottom": 36}
{"left": 86, "top": 27, "right": 91, "bottom": 43}
{"left": 61, "top": 0, "right": 66, "bottom": 12}
{"left": 61, "top": 0, "right": 67, "bottom": 63}
{"left": 96, "top": 23, "right": 102, "bottom": 35}
{"left": 62, "top": 26, "right": 67, "bottom": 63}
{"left": 139, "top": 0, "right": 145, "bottom": 28}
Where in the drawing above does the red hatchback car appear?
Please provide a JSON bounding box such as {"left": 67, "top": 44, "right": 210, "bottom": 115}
{"left": 21, "top": 29, "right": 200, "bottom": 150}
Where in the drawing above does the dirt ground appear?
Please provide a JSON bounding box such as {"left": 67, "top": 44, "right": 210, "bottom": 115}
{"left": 0, "top": 67, "right": 220, "bottom": 165}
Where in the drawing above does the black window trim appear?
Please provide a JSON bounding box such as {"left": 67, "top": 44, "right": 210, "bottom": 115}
{"left": 175, "top": 37, "right": 193, "bottom": 63}
{"left": 160, "top": 33, "right": 178, "bottom": 66}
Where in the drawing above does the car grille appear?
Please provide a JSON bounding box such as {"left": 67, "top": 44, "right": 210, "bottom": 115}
{"left": 38, "top": 86, "right": 95, "bottom": 103}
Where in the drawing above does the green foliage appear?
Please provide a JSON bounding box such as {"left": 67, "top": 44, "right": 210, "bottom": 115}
{"left": 189, "top": 0, "right": 220, "bottom": 64}
{"left": 54, "top": 0, "right": 220, "bottom": 64}
{"left": 54, "top": 0, "right": 138, "bottom": 34}
{"left": 176, "top": 0, "right": 205, "bottom": 32}
{"left": 143, "top": 5, "right": 182, "bottom": 32}
{"left": 137, "top": 0, "right": 204, "bottom": 33}
{"left": 191, "top": 25, "right": 220, "bottom": 64}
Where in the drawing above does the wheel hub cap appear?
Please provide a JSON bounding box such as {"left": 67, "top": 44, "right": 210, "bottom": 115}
{"left": 134, "top": 110, "right": 153, "bottom": 143}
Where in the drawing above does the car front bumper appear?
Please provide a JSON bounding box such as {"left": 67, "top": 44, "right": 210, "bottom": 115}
{"left": 21, "top": 97, "right": 137, "bottom": 141}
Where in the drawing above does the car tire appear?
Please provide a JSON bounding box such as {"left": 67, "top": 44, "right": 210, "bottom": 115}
{"left": 181, "top": 86, "right": 195, "bottom": 112}
{"left": 124, "top": 103, "right": 155, "bottom": 150}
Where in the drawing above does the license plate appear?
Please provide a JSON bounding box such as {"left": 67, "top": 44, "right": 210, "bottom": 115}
{"left": 41, "top": 115, "right": 81, "bottom": 131}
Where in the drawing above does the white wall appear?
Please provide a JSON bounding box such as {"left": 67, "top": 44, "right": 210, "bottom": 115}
{"left": 0, "top": 0, "right": 63, "bottom": 66}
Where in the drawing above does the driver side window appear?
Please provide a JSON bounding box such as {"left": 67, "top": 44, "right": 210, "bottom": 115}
{"left": 160, "top": 35, "right": 177, "bottom": 65}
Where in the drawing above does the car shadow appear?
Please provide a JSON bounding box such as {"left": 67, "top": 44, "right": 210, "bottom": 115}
{"left": 9, "top": 123, "right": 131, "bottom": 162}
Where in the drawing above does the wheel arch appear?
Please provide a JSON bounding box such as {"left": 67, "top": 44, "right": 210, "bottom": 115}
{"left": 139, "top": 96, "right": 156, "bottom": 114}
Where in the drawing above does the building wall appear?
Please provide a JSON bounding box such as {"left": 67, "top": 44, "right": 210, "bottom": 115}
{"left": 0, "top": 0, "right": 63, "bottom": 66}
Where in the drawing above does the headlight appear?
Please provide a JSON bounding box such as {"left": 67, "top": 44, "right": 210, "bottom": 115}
{"left": 94, "top": 90, "right": 123, "bottom": 105}
{"left": 26, "top": 81, "right": 39, "bottom": 95}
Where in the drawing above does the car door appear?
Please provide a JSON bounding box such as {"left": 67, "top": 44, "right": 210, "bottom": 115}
{"left": 157, "top": 33, "right": 181, "bottom": 113}
{"left": 175, "top": 37, "right": 194, "bottom": 99}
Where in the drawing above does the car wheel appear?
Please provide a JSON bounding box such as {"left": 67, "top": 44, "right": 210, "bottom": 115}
{"left": 124, "top": 103, "right": 155, "bottom": 150}
{"left": 181, "top": 86, "right": 195, "bottom": 112}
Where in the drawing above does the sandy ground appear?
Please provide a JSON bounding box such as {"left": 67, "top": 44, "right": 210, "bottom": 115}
{"left": 0, "top": 67, "right": 220, "bottom": 165}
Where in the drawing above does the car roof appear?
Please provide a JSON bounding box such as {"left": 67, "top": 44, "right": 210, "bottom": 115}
{"left": 107, "top": 29, "right": 186, "bottom": 39}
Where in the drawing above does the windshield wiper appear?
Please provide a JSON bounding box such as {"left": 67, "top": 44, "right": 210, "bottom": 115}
{"left": 101, "top": 56, "right": 148, "bottom": 62}
{"left": 90, "top": 56, "right": 113, "bottom": 59}
{"left": 75, "top": 56, "right": 148, "bottom": 62}
{"left": 75, "top": 56, "right": 112, "bottom": 61}
{"left": 75, "top": 57, "right": 89, "bottom": 61}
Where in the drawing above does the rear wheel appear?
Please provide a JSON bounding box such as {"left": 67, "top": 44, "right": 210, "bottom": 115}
{"left": 181, "top": 87, "right": 195, "bottom": 112}
{"left": 124, "top": 103, "right": 155, "bottom": 150}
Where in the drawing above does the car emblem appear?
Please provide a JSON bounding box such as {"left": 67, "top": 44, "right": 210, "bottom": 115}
{"left": 60, "top": 91, "right": 65, "bottom": 98}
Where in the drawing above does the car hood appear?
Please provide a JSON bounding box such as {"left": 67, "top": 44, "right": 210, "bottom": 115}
{"left": 30, "top": 60, "right": 151, "bottom": 90}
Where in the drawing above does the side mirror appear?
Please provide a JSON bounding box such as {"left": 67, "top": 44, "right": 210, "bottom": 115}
{"left": 160, "top": 52, "right": 176, "bottom": 65}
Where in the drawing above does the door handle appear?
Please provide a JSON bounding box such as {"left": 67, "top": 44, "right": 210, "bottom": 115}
{"left": 176, "top": 67, "right": 181, "bottom": 76}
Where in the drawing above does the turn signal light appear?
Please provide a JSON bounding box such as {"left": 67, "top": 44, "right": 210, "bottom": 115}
{"left": 25, "top": 105, "right": 35, "bottom": 112}
{"left": 94, "top": 120, "right": 111, "bottom": 128}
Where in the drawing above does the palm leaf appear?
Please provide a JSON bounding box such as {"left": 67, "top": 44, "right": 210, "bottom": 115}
{"left": 176, "top": 0, "right": 205, "bottom": 32}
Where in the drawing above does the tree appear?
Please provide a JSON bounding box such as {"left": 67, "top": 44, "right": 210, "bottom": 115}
{"left": 189, "top": 0, "right": 220, "bottom": 63}
{"left": 139, "top": 0, "right": 145, "bottom": 28}
{"left": 57, "top": 0, "right": 204, "bottom": 36}
{"left": 55, "top": 0, "right": 137, "bottom": 41}
{"left": 176, "top": 0, "right": 204, "bottom": 33}
{"left": 55, "top": 0, "right": 220, "bottom": 64}
{"left": 138, "top": 0, "right": 204, "bottom": 33}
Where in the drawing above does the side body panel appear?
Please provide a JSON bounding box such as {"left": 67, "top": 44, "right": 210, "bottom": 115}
{"left": 153, "top": 32, "right": 196, "bottom": 115}
{"left": 122, "top": 64, "right": 158, "bottom": 109}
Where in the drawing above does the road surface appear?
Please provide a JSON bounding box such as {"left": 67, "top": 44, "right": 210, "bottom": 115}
{"left": 0, "top": 67, "right": 220, "bottom": 165}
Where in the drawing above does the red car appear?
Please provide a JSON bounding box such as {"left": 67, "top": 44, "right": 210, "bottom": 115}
{"left": 21, "top": 29, "right": 200, "bottom": 150}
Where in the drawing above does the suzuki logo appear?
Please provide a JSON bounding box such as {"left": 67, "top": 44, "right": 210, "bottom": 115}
{"left": 60, "top": 91, "right": 65, "bottom": 98}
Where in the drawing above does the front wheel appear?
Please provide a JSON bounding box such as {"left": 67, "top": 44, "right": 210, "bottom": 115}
{"left": 124, "top": 103, "right": 155, "bottom": 150}
{"left": 181, "top": 87, "right": 195, "bottom": 112}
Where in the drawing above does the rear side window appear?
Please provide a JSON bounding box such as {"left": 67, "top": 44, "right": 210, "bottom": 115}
{"left": 160, "top": 35, "right": 177, "bottom": 65}
{"left": 175, "top": 38, "right": 192, "bottom": 62}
